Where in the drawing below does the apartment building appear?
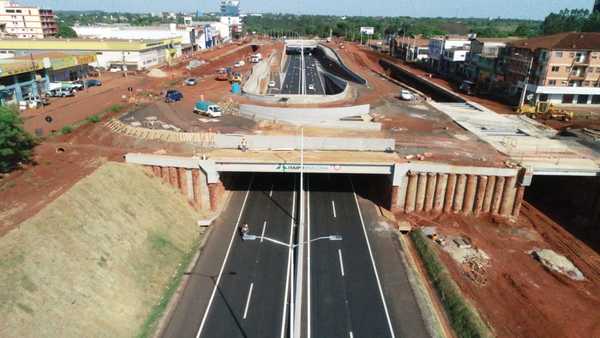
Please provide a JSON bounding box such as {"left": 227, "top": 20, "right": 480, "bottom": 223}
{"left": 504, "top": 32, "right": 600, "bottom": 106}
{"left": 390, "top": 35, "right": 430, "bottom": 62}
{"left": 428, "top": 35, "right": 471, "bottom": 76}
{"left": 464, "top": 38, "right": 517, "bottom": 90}
{"left": 0, "top": 1, "right": 57, "bottom": 38}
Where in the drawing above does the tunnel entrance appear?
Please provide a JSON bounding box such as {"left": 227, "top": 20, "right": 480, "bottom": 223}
{"left": 525, "top": 175, "right": 600, "bottom": 253}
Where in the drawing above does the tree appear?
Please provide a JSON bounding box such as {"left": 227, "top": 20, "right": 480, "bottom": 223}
{"left": 0, "top": 106, "right": 36, "bottom": 173}
{"left": 542, "top": 9, "right": 589, "bottom": 35}
{"left": 582, "top": 12, "right": 600, "bottom": 32}
{"left": 57, "top": 22, "right": 77, "bottom": 38}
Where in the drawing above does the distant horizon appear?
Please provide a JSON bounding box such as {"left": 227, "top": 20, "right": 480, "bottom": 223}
{"left": 21, "top": 0, "right": 595, "bottom": 20}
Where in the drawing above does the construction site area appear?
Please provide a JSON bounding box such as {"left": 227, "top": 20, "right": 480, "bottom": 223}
{"left": 1, "top": 36, "right": 600, "bottom": 338}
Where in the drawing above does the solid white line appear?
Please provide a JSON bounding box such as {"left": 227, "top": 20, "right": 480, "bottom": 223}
{"left": 307, "top": 175, "right": 312, "bottom": 338}
{"left": 260, "top": 220, "right": 267, "bottom": 242}
{"left": 349, "top": 331, "right": 354, "bottom": 338}
{"left": 281, "top": 179, "right": 297, "bottom": 338}
{"left": 262, "top": 236, "right": 290, "bottom": 247}
{"left": 195, "top": 176, "right": 254, "bottom": 338}
{"left": 350, "top": 177, "right": 396, "bottom": 338}
{"left": 331, "top": 200, "right": 337, "bottom": 218}
{"left": 243, "top": 282, "right": 254, "bottom": 319}
{"left": 269, "top": 184, "right": 273, "bottom": 197}
{"left": 338, "top": 249, "right": 345, "bottom": 277}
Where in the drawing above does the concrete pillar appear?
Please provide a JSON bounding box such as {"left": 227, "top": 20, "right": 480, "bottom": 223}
{"left": 390, "top": 186, "right": 400, "bottom": 212}
{"left": 482, "top": 176, "right": 496, "bottom": 214}
{"left": 491, "top": 176, "right": 506, "bottom": 215}
{"left": 185, "top": 169, "right": 194, "bottom": 202}
{"left": 415, "top": 173, "right": 427, "bottom": 212}
{"left": 199, "top": 170, "right": 210, "bottom": 210}
{"left": 463, "top": 175, "right": 477, "bottom": 215}
{"left": 453, "top": 174, "right": 467, "bottom": 213}
{"left": 191, "top": 169, "right": 201, "bottom": 207}
{"left": 177, "top": 168, "right": 184, "bottom": 190}
{"left": 424, "top": 173, "right": 437, "bottom": 212}
{"left": 208, "top": 182, "right": 224, "bottom": 211}
{"left": 405, "top": 173, "right": 418, "bottom": 213}
{"left": 169, "top": 167, "right": 178, "bottom": 187}
{"left": 512, "top": 186, "right": 525, "bottom": 218}
{"left": 396, "top": 175, "right": 409, "bottom": 212}
{"left": 433, "top": 174, "right": 448, "bottom": 213}
{"left": 500, "top": 176, "right": 518, "bottom": 217}
{"left": 444, "top": 174, "right": 457, "bottom": 213}
{"left": 474, "top": 176, "right": 488, "bottom": 216}
{"left": 151, "top": 165, "right": 160, "bottom": 177}
{"left": 159, "top": 166, "right": 166, "bottom": 180}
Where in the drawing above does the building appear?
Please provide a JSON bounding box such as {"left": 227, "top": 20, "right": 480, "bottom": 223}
{"left": 464, "top": 38, "right": 517, "bottom": 91}
{"left": 503, "top": 32, "right": 600, "bottom": 106}
{"left": 0, "top": 52, "right": 96, "bottom": 105}
{"left": 0, "top": 38, "right": 182, "bottom": 71}
{"left": 0, "top": 1, "right": 57, "bottom": 38}
{"left": 390, "top": 35, "right": 429, "bottom": 62}
{"left": 428, "top": 35, "right": 471, "bottom": 76}
{"left": 220, "top": 0, "right": 240, "bottom": 16}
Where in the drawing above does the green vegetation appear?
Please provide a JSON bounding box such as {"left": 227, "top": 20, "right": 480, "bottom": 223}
{"left": 56, "top": 10, "right": 219, "bottom": 27}
{"left": 410, "top": 229, "right": 490, "bottom": 338}
{"left": 0, "top": 106, "right": 36, "bottom": 173}
{"left": 542, "top": 9, "right": 600, "bottom": 35}
{"left": 60, "top": 125, "right": 73, "bottom": 134}
{"left": 86, "top": 115, "right": 101, "bottom": 123}
{"left": 244, "top": 14, "right": 540, "bottom": 39}
{"left": 0, "top": 162, "right": 201, "bottom": 337}
{"left": 57, "top": 22, "right": 77, "bottom": 38}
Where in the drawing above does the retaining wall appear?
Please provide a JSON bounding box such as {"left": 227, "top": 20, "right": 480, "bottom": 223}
{"left": 393, "top": 171, "right": 525, "bottom": 219}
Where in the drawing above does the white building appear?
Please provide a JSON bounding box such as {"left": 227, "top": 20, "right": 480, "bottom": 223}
{"left": 0, "top": 0, "right": 57, "bottom": 39}
{"left": 428, "top": 36, "right": 471, "bottom": 75}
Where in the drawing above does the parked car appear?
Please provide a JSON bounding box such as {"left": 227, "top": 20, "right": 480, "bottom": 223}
{"left": 400, "top": 89, "right": 415, "bottom": 101}
{"left": 109, "top": 66, "right": 125, "bottom": 72}
{"left": 164, "top": 89, "right": 183, "bottom": 103}
{"left": 69, "top": 81, "right": 85, "bottom": 91}
{"left": 48, "top": 88, "right": 75, "bottom": 97}
{"left": 86, "top": 79, "right": 102, "bottom": 87}
{"left": 234, "top": 60, "right": 245, "bottom": 67}
{"left": 184, "top": 78, "right": 197, "bottom": 86}
{"left": 268, "top": 80, "right": 276, "bottom": 88}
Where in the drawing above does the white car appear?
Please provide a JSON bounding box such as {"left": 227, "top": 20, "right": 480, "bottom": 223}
{"left": 268, "top": 80, "right": 276, "bottom": 88}
{"left": 308, "top": 84, "right": 315, "bottom": 91}
{"left": 400, "top": 89, "right": 415, "bottom": 101}
{"left": 234, "top": 60, "right": 245, "bottom": 68}
{"left": 184, "top": 78, "right": 197, "bottom": 86}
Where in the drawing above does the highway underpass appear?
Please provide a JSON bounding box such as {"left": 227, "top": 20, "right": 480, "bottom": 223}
{"left": 160, "top": 172, "right": 430, "bottom": 338}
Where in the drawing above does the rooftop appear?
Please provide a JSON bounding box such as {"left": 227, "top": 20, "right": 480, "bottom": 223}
{"left": 0, "top": 37, "right": 182, "bottom": 52}
{"left": 508, "top": 32, "right": 600, "bottom": 51}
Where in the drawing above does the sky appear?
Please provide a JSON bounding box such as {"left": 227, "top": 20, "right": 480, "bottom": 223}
{"left": 23, "top": 0, "right": 595, "bottom": 19}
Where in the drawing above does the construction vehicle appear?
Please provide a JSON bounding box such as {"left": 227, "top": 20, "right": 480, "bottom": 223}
{"left": 229, "top": 71, "right": 242, "bottom": 84}
{"left": 194, "top": 100, "right": 222, "bottom": 118}
{"left": 517, "top": 102, "right": 574, "bottom": 122}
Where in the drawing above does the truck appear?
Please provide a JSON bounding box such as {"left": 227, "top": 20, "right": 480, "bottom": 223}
{"left": 216, "top": 68, "right": 229, "bottom": 81}
{"left": 194, "top": 100, "right": 222, "bottom": 118}
{"left": 250, "top": 53, "right": 262, "bottom": 63}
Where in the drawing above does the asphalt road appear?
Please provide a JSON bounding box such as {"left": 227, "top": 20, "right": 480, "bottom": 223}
{"left": 280, "top": 52, "right": 326, "bottom": 95}
{"left": 308, "top": 174, "right": 394, "bottom": 338}
{"left": 162, "top": 173, "right": 430, "bottom": 338}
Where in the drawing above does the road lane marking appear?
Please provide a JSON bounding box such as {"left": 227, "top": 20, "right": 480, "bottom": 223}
{"left": 350, "top": 177, "right": 396, "bottom": 338}
{"left": 196, "top": 175, "right": 254, "bottom": 338}
{"left": 338, "top": 249, "right": 345, "bottom": 276}
{"left": 260, "top": 220, "right": 267, "bottom": 242}
{"left": 349, "top": 332, "right": 354, "bottom": 338}
{"left": 269, "top": 184, "right": 273, "bottom": 197}
{"left": 281, "top": 179, "right": 297, "bottom": 338}
{"left": 331, "top": 200, "right": 337, "bottom": 218}
{"left": 243, "top": 282, "right": 254, "bottom": 319}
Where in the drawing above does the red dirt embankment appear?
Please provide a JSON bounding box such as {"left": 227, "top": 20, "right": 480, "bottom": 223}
{"left": 407, "top": 205, "right": 600, "bottom": 338}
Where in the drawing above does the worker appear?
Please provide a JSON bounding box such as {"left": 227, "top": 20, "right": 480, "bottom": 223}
{"left": 239, "top": 136, "right": 248, "bottom": 152}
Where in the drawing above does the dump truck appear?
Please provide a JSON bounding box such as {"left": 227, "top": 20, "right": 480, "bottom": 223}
{"left": 194, "top": 100, "right": 222, "bottom": 118}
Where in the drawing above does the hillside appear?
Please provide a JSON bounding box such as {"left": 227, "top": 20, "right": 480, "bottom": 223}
{"left": 0, "top": 162, "right": 200, "bottom": 338}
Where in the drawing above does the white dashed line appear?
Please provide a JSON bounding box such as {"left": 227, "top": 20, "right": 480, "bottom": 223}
{"left": 243, "top": 282, "right": 254, "bottom": 320}
{"left": 338, "top": 249, "right": 345, "bottom": 277}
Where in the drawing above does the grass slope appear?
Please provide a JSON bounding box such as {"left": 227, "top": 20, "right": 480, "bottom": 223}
{"left": 0, "top": 162, "right": 200, "bottom": 338}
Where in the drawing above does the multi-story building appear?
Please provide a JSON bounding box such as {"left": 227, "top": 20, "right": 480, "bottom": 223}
{"left": 464, "top": 38, "right": 516, "bottom": 91}
{"left": 219, "top": 0, "right": 242, "bottom": 40}
{"left": 0, "top": 1, "right": 57, "bottom": 39}
{"left": 390, "top": 35, "right": 429, "bottom": 62}
{"left": 220, "top": 0, "right": 240, "bottom": 16}
{"left": 428, "top": 35, "right": 471, "bottom": 76}
{"left": 504, "top": 32, "right": 600, "bottom": 106}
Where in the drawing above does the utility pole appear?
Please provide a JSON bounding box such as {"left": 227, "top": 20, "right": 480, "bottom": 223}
{"left": 519, "top": 56, "right": 534, "bottom": 110}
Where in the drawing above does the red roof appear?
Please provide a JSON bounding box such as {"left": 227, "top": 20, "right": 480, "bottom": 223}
{"left": 508, "top": 32, "right": 600, "bottom": 51}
